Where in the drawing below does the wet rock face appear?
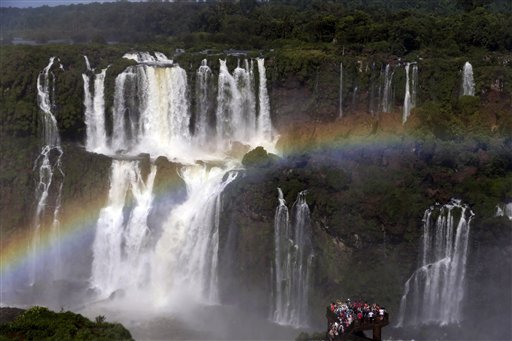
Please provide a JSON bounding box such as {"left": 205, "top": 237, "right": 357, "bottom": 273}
{"left": 217, "top": 137, "right": 512, "bottom": 329}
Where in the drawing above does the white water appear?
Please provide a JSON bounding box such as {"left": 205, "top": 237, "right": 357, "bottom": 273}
{"left": 216, "top": 59, "right": 258, "bottom": 149}
{"left": 83, "top": 56, "right": 108, "bottom": 153}
{"left": 495, "top": 203, "right": 512, "bottom": 220}
{"left": 257, "top": 58, "right": 272, "bottom": 141}
{"left": 271, "top": 189, "right": 313, "bottom": 328}
{"left": 195, "top": 59, "right": 212, "bottom": 146}
{"left": 87, "top": 54, "right": 276, "bottom": 312}
{"left": 90, "top": 160, "right": 157, "bottom": 296}
{"left": 461, "top": 61, "right": 475, "bottom": 96}
{"left": 381, "top": 64, "right": 395, "bottom": 113}
{"left": 30, "top": 57, "right": 64, "bottom": 285}
{"left": 397, "top": 199, "right": 473, "bottom": 326}
{"left": 403, "top": 63, "right": 418, "bottom": 124}
{"left": 152, "top": 166, "right": 238, "bottom": 305}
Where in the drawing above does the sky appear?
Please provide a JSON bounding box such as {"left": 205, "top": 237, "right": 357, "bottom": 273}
{"left": 0, "top": 0, "right": 142, "bottom": 7}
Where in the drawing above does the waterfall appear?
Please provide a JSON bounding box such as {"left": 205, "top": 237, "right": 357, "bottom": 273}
{"left": 411, "top": 63, "right": 418, "bottom": 108}
{"left": 461, "top": 61, "right": 475, "bottom": 96}
{"left": 83, "top": 57, "right": 108, "bottom": 153}
{"left": 108, "top": 61, "right": 193, "bottom": 158}
{"left": 257, "top": 58, "right": 272, "bottom": 141}
{"left": 216, "top": 59, "right": 259, "bottom": 148}
{"left": 195, "top": 59, "right": 213, "bottom": 146}
{"left": 495, "top": 203, "right": 512, "bottom": 220}
{"left": 271, "top": 189, "right": 314, "bottom": 327}
{"left": 30, "top": 57, "right": 64, "bottom": 285}
{"left": 111, "top": 68, "right": 137, "bottom": 152}
{"left": 90, "top": 160, "right": 157, "bottom": 296}
{"left": 152, "top": 166, "right": 238, "bottom": 305}
{"left": 87, "top": 53, "right": 275, "bottom": 308}
{"left": 381, "top": 64, "right": 394, "bottom": 113}
{"left": 397, "top": 199, "right": 473, "bottom": 327}
{"left": 403, "top": 63, "right": 418, "bottom": 124}
{"left": 338, "top": 62, "right": 343, "bottom": 118}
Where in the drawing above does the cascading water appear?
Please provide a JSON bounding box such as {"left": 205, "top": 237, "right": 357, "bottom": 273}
{"left": 381, "top": 64, "right": 395, "bottom": 113}
{"left": 109, "top": 57, "right": 192, "bottom": 158}
{"left": 411, "top": 63, "right": 418, "bottom": 108}
{"left": 402, "top": 62, "right": 418, "bottom": 124}
{"left": 111, "top": 68, "right": 137, "bottom": 152}
{"left": 271, "top": 189, "right": 314, "bottom": 328}
{"left": 30, "top": 57, "right": 64, "bottom": 285}
{"left": 257, "top": 58, "right": 272, "bottom": 141}
{"left": 397, "top": 199, "right": 473, "bottom": 327}
{"left": 90, "top": 160, "right": 157, "bottom": 296}
{"left": 152, "top": 166, "right": 238, "bottom": 305}
{"left": 195, "top": 59, "right": 213, "bottom": 146}
{"left": 461, "top": 61, "right": 475, "bottom": 96}
{"left": 216, "top": 59, "right": 259, "bottom": 148}
{"left": 87, "top": 53, "right": 276, "bottom": 310}
{"left": 83, "top": 56, "right": 108, "bottom": 153}
{"left": 495, "top": 203, "right": 512, "bottom": 220}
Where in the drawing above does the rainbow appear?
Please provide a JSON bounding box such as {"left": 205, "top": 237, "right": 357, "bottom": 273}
{"left": 0, "top": 113, "right": 413, "bottom": 291}
{"left": 0, "top": 164, "right": 186, "bottom": 282}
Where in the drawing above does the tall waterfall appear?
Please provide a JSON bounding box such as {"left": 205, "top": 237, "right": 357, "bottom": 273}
{"left": 216, "top": 59, "right": 258, "bottom": 148}
{"left": 338, "top": 62, "right": 343, "bottom": 118}
{"left": 403, "top": 63, "right": 418, "bottom": 124}
{"left": 461, "top": 61, "right": 475, "bottom": 96}
{"left": 90, "top": 160, "right": 157, "bottom": 296}
{"left": 83, "top": 56, "right": 108, "bottom": 153}
{"left": 152, "top": 166, "right": 238, "bottom": 305}
{"left": 397, "top": 199, "right": 473, "bottom": 327}
{"left": 30, "top": 57, "right": 64, "bottom": 285}
{"left": 271, "top": 189, "right": 314, "bottom": 327}
{"left": 87, "top": 53, "right": 275, "bottom": 308}
{"left": 381, "top": 64, "right": 395, "bottom": 113}
{"left": 257, "top": 58, "right": 272, "bottom": 141}
{"left": 109, "top": 60, "right": 192, "bottom": 158}
{"left": 195, "top": 59, "right": 213, "bottom": 146}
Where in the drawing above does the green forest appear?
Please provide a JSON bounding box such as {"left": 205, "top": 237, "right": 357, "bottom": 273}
{"left": 1, "top": 0, "right": 512, "bottom": 53}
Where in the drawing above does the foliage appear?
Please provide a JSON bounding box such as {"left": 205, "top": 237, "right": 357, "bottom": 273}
{"left": 0, "top": 306, "right": 133, "bottom": 340}
{"left": 1, "top": 1, "right": 511, "bottom": 54}
{"left": 242, "top": 146, "right": 278, "bottom": 168}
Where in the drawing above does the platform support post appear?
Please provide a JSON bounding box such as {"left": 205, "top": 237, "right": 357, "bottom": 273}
{"left": 372, "top": 325, "right": 381, "bottom": 341}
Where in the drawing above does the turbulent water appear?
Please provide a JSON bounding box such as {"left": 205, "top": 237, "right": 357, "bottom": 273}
{"left": 83, "top": 52, "right": 276, "bottom": 314}
{"left": 271, "top": 189, "right": 314, "bottom": 328}
{"left": 90, "top": 160, "right": 157, "bottom": 296}
{"left": 30, "top": 57, "right": 64, "bottom": 285}
{"left": 461, "top": 61, "right": 475, "bottom": 96}
{"left": 397, "top": 199, "right": 473, "bottom": 327}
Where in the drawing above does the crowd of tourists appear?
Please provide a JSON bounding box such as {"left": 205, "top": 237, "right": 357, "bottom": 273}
{"left": 326, "top": 298, "right": 386, "bottom": 340}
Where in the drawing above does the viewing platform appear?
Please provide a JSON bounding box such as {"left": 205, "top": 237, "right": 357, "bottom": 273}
{"left": 326, "top": 299, "right": 389, "bottom": 341}
{"left": 349, "top": 313, "right": 389, "bottom": 341}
